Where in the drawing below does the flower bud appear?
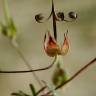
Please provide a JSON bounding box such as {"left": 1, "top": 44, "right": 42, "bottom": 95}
{"left": 52, "top": 63, "right": 68, "bottom": 87}
{"left": 35, "top": 14, "right": 44, "bottom": 23}
{"left": 56, "top": 12, "right": 64, "bottom": 21}
{"left": 68, "top": 11, "right": 77, "bottom": 19}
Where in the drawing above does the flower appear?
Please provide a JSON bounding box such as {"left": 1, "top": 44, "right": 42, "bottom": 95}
{"left": 44, "top": 31, "right": 69, "bottom": 57}
{"left": 44, "top": 31, "right": 61, "bottom": 57}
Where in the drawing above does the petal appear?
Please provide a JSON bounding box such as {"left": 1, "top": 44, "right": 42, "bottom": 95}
{"left": 44, "top": 31, "right": 60, "bottom": 57}
{"left": 61, "top": 31, "right": 69, "bottom": 55}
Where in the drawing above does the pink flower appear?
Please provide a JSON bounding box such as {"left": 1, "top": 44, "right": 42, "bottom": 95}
{"left": 44, "top": 31, "right": 69, "bottom": 57}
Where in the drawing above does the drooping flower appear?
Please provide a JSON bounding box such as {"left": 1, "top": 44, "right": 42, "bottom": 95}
{"left": 44, "top": 31, "right": 69, "bottom": 57}
{"left": 44, "top": 31, "right": 61, "bottom": 57}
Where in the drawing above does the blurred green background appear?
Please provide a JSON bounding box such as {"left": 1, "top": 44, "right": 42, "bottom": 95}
{"left": 0, "top": 0, "right": 96, "bottom": 96}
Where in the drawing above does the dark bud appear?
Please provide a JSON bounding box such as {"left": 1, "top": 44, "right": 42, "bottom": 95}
{"left": 68, "top": 11, "right": 77, "bottom": 19}
{"left": 35, "top": 14, "right": 43, "bottom": 23}
{"left": 56, "top": 12, "right": 64, "bottom": 21}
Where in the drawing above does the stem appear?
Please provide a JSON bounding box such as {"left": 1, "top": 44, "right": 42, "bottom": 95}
{"left": 2, "top": 0, "right": 10, "bottom": 25}
{"left": 42, "top": 57, "right": 96, "bottom": 95}
{"left": 0, "top": 55, "right": 57, "bottom": 73}
{"left": 52, "top": 0, "right": 57, "bottom": 41}
{"left": 56, "top": 57, "right": 96, "bottom": 89}
{"left": 36, "top": 86, "right": 47, "bottom": 96}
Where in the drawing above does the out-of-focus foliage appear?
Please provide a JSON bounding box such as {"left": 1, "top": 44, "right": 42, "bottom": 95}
{"left": 11, "top": 84, "right": 36, "bottom": 96}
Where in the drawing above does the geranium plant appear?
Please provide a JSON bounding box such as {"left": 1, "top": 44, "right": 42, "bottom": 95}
{"left": 0, "top": 0, "right": 96, "bottom": 96}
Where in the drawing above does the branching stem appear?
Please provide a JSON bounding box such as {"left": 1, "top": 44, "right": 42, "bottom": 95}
{"left": 42, "top": 57, "right": 96, "bottom": 95}
{"left": 0, "top": 55, "right": 57, "bottom": 73}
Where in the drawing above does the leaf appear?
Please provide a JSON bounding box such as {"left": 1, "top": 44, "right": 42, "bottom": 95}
{"left": 19, "top": 91, "right": 30, "bottom": 96}
{"left": 0, "top": 18, "right": 17, "bottom": 40}
{"left": 29, "top": 84, "right": 36, "bottom": 96}
{"left": 11, "top": 84, "right": 36, "bottom": 96}
{"left": 7, "top": 17, "right": 17, "bottom": 39}
{"left": 11, "top": 92, "right": 22, "bottom": 96}
{"left": 11, "top": 91, "right": 30, "bottom": 96}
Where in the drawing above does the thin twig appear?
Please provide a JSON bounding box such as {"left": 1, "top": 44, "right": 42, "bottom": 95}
{"left": 36, "top": 86, "right": 47, "bottom": 96}
{"left": 43, "top": 57, "right": 96, "bottom": 95}
{"left": 0, "top": 55, "right": 57, "bottom": 73}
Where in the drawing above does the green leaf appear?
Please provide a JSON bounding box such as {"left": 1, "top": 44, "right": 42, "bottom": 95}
{"left": 0, "top": 18, "right": 17, "bottom": 40}
{"left": 7, "top": 18, "right": 17, "bottom": 39}
{"left": 11, "top": 92, "right": 22, "bottom": 96}
{"left": 11, "top": 84, "right": 36, "bottom": 96}
{"left": 2, "top": 0, "right": 17, "bottom": 40}
{"left": 29, "top": 84, "right": 36, "bottom": 96}
{"left": 11, "top": 91, "right": 30, "bottom": 96}
{"left": 19, "top": 91, "right": 30, "bottom": 96}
